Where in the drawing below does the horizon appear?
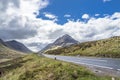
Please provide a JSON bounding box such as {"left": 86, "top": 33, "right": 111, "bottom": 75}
{"left": 0, "top": 0, "right": 120, "bottom": 51}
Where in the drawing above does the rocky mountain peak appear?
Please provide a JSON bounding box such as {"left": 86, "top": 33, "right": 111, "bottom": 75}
{"left": 53, "top": 34, "right": 79, "bottom": 45}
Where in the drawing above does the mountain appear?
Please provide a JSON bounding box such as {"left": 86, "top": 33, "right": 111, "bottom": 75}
{"left": 40, "top": 34, "right": 79, "bottom": 52}
{"left": 53, "top": 34, "right": 79, "bottom": 46}
{"left": 0, "top": 39, "right": 6, "bottom": 45}
{"left": 45, "top": 36, "right": 120, "bottom": 58}
{"left": 5, "top": 40, "right": 32, "bottom": 53}
{"left": 0, "top": 39, "right": 24, "bottom": 60}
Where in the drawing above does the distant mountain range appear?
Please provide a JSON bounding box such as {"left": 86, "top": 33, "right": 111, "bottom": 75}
{"left": 40, "top": 34, "right": 79, "bottom": 53}
{"left": 45, "top": 36, "right": 120, "bottom": 58}
{"left": 1, "top": 34, "right": 120, "bottom": 58}
{"left": 0, "top": 39, "right": 32, "bottom": 53}
{"left": 5, "top": 40, "right": 32, "bottom": 53}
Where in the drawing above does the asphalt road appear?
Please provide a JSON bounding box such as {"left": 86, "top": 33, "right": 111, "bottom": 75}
{"left": 43, "top": 54, "right": 120, "bottom": 71}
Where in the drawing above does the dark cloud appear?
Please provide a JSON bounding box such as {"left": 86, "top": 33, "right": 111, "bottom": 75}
{"left": 0, "top": 28, "right": 37, "bottom": 40}
{"left": 0, "top": 17, "right": 37, "bottom": 40}
{"left": 0, "top": 0, "right": 20, "bottom": 11}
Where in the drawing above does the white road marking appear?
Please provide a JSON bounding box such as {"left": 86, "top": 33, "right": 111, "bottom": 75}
{"left": 74, "top": 58, "right": 107, "bottom": 62}
{"left": 65, "top": 60, "right": 113, "bottom": 70}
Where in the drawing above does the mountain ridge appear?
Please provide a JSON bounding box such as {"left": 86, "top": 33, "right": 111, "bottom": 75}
{"left": 0, "top": 38, "right": 32, "bottom": 53}
{"left": 40, "top": 34, "right": 79, "bottom": 53}
{"left": 5, "top": 40, "right": 32, "bottom": 53}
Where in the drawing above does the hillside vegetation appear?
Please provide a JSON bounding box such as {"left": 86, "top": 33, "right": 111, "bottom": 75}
{"left": 45, "top": 36, "right": 120, "bottom": 58}
{"left": 0, "top": 54, "right": 113, "bottom": 80}
{"left": 0, "top": 43, "right": 24, "bottom": 62}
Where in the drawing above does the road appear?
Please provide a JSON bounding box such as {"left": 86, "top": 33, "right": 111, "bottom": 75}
{"left": 43, "top": 54, "right": 120, "bottom": 71}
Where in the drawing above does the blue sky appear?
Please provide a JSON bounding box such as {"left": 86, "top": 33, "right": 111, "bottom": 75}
{"left": 37, "top": 0, "right": 120, "bottom": 24}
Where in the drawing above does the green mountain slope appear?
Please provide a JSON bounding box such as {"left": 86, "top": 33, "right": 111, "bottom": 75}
{"left": 0, "top": 42, "right": 24, "bottom": 61}
{"left": 0, "top": 54, "right": 112, "bottom": 80}
{"left": 45, "top": 36, "right": 120, "bottom": 58}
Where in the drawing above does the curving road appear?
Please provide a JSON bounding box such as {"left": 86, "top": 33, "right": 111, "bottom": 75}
{"left": 43, "top": 54, "right": 120, "bottom": 71}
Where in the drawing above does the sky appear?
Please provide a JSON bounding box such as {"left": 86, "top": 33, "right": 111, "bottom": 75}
{"left": 0, "top": 0, "right": 120, "bottom": 52}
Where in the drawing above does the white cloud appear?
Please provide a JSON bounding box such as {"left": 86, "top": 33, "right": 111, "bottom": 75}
{"left": 19, "top": 0, "right": 49, "bottom": 18}
{"left": 95, "top": 14, "right": 100, "bottom": 17}
{"left": 64, "top": 14, "right": 71, "bottom": 18}
{"left": 111, "top": 12, "right": 120, "bottom": 19}
{"left": 82, "top": 14, "right": 90, "bottom": 19}
{"left": 103, "top": 0, "right": 111, "bottom": 3}
{"left": 66, "top": 13, "right": 120, "bottom": 41}
{"left": 44, "top": 12, "right": 58, "bottom": 21}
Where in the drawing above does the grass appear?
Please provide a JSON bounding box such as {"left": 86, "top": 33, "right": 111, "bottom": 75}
{"left": 45, "top": 36, "right": 120, "bottom": 58}
{"left": 0, "top": 54, "right": 115, "bottom": 80}
{"left": 0, "top": 43, "right": 24, "bottom": 60}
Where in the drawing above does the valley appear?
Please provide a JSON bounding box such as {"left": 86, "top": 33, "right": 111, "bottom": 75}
{"left": 0, "top": 35, "right": 120, "bottom": 80}
{"left": 0, "top": 0, "right": 120, "bottom": 79}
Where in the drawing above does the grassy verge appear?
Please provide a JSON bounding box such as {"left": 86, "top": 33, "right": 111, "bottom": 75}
{"left": 0, "top": 54, "right": 117, "bottom": 80}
